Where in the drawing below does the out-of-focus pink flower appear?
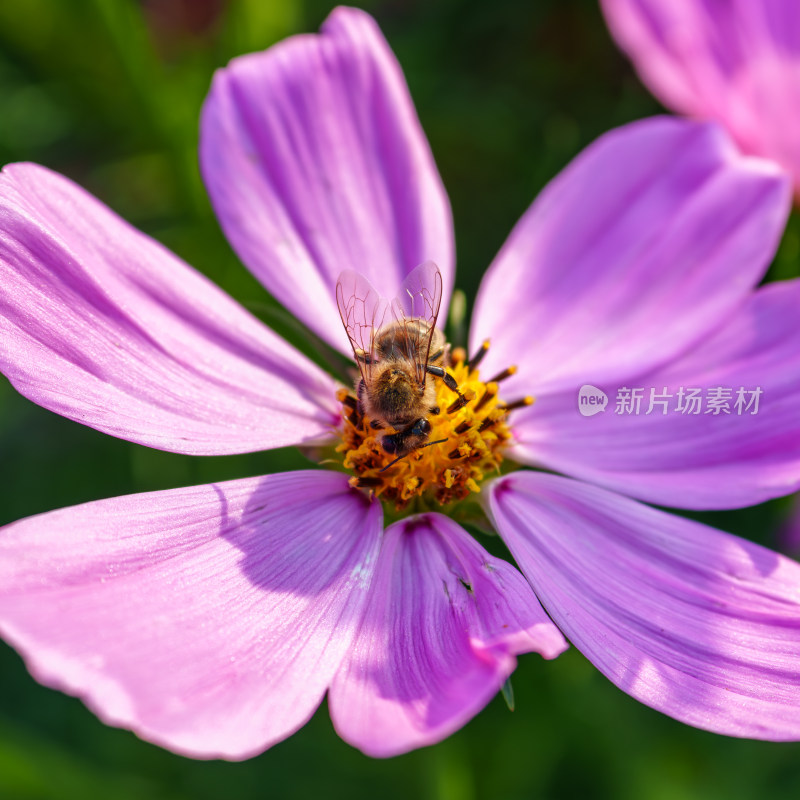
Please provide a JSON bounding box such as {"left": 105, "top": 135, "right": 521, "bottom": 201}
{"left": 601, "top": 0, "right": 800, "bottom": 195}
{"left": 3, "top": 7, "right": 800, "bottom": 760}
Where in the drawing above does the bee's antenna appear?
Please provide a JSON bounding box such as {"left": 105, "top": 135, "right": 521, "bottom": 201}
{"left": 379, "top": 455, "right": 406, "bottom": 472}
{"left": 379, "top": 438, "right": 448, "bottom": 472}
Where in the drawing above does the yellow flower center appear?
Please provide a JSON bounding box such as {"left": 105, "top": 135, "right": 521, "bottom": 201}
{"left": 336, "top": 344, "right": 532, "bottom": 509}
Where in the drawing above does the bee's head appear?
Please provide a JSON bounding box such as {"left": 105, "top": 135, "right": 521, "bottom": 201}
{"left": 381, "top": 418, "right": 431, "bottom": 457}
{"left": 380, "top": 434, "right": 399, "bottom": 455}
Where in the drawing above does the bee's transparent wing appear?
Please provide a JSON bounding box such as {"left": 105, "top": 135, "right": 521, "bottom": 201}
{"left": 336, "top": 270, "right": 389, "bottom": 386}
{"left": 391, "top": 260, "right": 443, "bottom": 387}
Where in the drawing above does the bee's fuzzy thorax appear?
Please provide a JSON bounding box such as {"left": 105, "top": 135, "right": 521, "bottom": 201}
{"left": 368, "top": 370, "right": 417, "bottom": 421}
{"left": 363, "top": 367, "right": 436, "bottom": 428}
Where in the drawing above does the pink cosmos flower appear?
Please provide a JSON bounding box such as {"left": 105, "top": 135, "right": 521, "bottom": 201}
{"left": 600, "top": 0, "right": 800, "bottom": 195}
{"left": 3, "top": 6, "right": 800, "bottom": 760}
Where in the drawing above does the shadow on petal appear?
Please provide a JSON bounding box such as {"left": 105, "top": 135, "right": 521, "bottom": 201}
{"left": 0, "top": 470, "right": 382, "bottom": 759}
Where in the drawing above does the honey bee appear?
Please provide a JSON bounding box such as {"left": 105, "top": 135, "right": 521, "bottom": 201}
{"left": 336, "top": 261, "right": 465, "bottom": 466}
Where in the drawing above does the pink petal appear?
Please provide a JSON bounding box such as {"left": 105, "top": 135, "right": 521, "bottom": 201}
{"left": 511, "top": 279, "right": 800, "bottom": 510}
{"left": 0, "top": 470, "right": 382, "bottom": 759}
{"left": 200, "top": 6, "right": 454, "bottom": 352}
{"left": 601, "top": 0, "right": 800, "bottom": 194}
{"left": 486, "top": 472, "right": 800, "bottom": 741}
{"left": 329, "top": 513, "right": 566, "bottom": 757}
{"left": 470, "top": 117, "right": 790, "bottom": 397}
{"left": 0, "top": 163, "right": 339, "bottom": 455}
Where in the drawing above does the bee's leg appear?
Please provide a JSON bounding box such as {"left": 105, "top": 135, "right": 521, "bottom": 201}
{"left": 426, "top": 364, "right": 460, "bottom": 393}
{"left": 356, "top": 379, "right": 367, "bottom": 416}
{"left": 427, "top": 364, "right": 467, "bottom": 413}
{"left": 343, "top": 379, "right": 365, "bottom": 427}
{"left": 354, "top": 349, "right": 373, "bottom": 366}
{"left": 338, "top": 391, "right": 360, "bottom": 427}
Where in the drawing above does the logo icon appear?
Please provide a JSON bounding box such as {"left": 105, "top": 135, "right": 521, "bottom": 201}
{"left": 578, "top": 385, "right": 608, "bottom": 417}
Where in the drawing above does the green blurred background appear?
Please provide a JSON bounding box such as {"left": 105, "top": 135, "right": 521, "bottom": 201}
{"left": 1, "top": 1, "right": 800, "bottom": 798}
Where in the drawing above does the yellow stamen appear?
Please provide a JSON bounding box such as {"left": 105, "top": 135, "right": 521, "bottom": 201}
{"left": 336, "top": 357, "right": 531, "bottom": 509}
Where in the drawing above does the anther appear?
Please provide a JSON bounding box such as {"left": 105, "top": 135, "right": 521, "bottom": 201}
{"left": 356, "top": 476, "right": 383, "bottom": 488}
{"left": 487, "top": 365, "right": 517, "bottom": 384}
{"left": 474, "top": 382, "right": 498, "bottom": 412}
{"left": 450, "top": 346, "right": 467, "bottom": 366}
{"left": 499, "top": 396, "right": 534, "bottom": 412}
{"left": 447, "top": 395, "right": 469, "bottom": 414}
{"left": 467, "top": 339, "right": 490, "bottom": 371}
{"left": 337, "top": 345, "right": 513, "bottom": 509}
